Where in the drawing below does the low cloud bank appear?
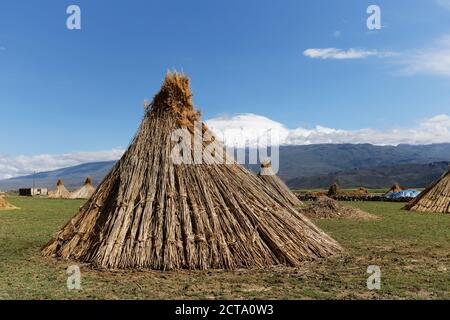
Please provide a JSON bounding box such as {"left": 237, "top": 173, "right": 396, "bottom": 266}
{"left": 1, "top": 114, "right": 449, "bottom": 179}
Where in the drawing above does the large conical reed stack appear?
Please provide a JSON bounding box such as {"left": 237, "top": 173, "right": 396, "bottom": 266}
{"left": 48, "top": 179, "right": 71, "bottom": 199}
{"left": 70, "top": 177, "right": 96, "bottom": 199}
{"left": 404, "top": 168, "right": 450, "bottom": 213}
{"left": 257, "top": 160, "right": 303, "bottom": 208}
{"left": 42, "top": 72, "right": 341, "bottom": 270}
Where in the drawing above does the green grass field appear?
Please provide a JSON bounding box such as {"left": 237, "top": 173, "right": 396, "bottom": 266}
{"left": 1, "top": 196, "right": 449, "bottom": 300}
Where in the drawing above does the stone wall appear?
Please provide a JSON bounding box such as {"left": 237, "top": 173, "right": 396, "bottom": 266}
{"left": 297, "top": 193, "right": 413, "bottom": 203}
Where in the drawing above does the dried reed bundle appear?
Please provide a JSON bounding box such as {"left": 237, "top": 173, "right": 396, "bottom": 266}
{"left": 327, "top": 183, "right": 340, "bottom": 196}
{"left": 386, "top": 183, "right": 403, "bottom": 194}
{"left": 42, "top": 72, "right": 342, "bottom": 270}
{"left": 70, "top": 177, "right": 96, "bottom": 199}
{"left": 299, "top": 196, "right": 378, "bottom": 220}
{"left": 404, "top": 168, "right": 450, "bottom": 213}
{"left": 48, "top": 179, "right": 71, "bottom": 199}
{"left": 0, "top": 195, "right": 18, "bottom": 210}
{"left": 355, "top": 187, "right": 369, "bottom": 195}
{"left": 257, "top": 160, "right": 303, "bottom": 208}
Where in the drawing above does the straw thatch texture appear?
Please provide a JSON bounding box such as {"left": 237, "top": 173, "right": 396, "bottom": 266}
{"left": 386, "top": 183, "right": 403, "bottom": 194}
{"left": 355, "top": 187, "right": 369, "bottom": 195}
{"left": 298, "top": 196, "right": 378, "bottom": 220}
{"left": 327, "top": 183, "right": 340, "bottom": 196}
{"left": 0, "top": 195, "right": 18, "bottom": 211}
{"left": 404, "top": 169, "right": 450, "bottom": 213}
{"left": 70, "top": 177, "right": 96, "bottom": 199}
{"left": 48, "top": 179, "right": 71, "bottom": 199}
{"left": 257, "top": 160, "right": 303, "bottom": 208}
{"left": 42, "top": 72, "right": 342, "bottom": 270}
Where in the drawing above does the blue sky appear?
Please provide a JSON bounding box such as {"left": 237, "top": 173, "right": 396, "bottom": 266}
{"left": 1, "top": 0, "right": 450, "bottom": 177}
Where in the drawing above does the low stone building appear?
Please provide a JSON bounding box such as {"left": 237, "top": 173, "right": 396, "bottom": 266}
{"left": 19, "top": 188, "right": 48, "bottom": 196}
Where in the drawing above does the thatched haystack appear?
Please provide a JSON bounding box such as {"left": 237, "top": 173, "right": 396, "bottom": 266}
{"left": 298, "top": 196, "right": 378, "bottom": 220}
{"left": 70, "top": 177, "right": 96, "bottom": 199}
{"left": 340, "top": 187, "right": 370, "bottom": 197}
{"left": 42, "top": 72, "right": 342, "bottom": 270}
{"left": 386, "top": 183, "right": 403, "bottom": 195}
{"left": 0, "top": 195, "right": 18, "bottom": 211}
{"left": 354, "top": 187, "right": 369, "bottom": 195}
{"left": 404, "top": 169, "right": 450, "bottom": 213}
{"left": 257, "top": 160, "right": 303, "bottom": 208}
{"left": 327, "top": 183, "right": 340, "bottom": 196}
{"left": 48, "top": 179, "right": 71, "bottom": 199}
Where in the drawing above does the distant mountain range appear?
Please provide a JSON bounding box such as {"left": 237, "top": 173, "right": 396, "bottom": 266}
{"left": 272, "top": 143, "right": 450, "bottom": 181}
{"left": 286, "top": 161, "right": 449, "bottom": 189}
{"left": 0, "top": 161, "right": 116, "bottom": 190}
{"left": 1, "top": 143, "right": 449, "bottom": 191}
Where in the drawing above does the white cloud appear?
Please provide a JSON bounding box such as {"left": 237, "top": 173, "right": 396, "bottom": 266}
{"left": 303, "top": 48, "right": 394, "bottom": 60}
{"left": 1, "top": 114, "right": 449, "bottom": 180}
{"left": 304, "top": 35, "right": 450, "bottom": 77}
{"left": 436, "top": 0, "right": 450, "bottom": 10}
{"left": 206, "top": 114, "right": 289, "bottom": 148}
{"left": 397, "top": 36, "right": 450, "bottom": 76}
{"left": 206, "top": 113, "right": 450, "bottom": 148}
{"left": 0, "top": 148, "right": 124, "bottom": 180}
